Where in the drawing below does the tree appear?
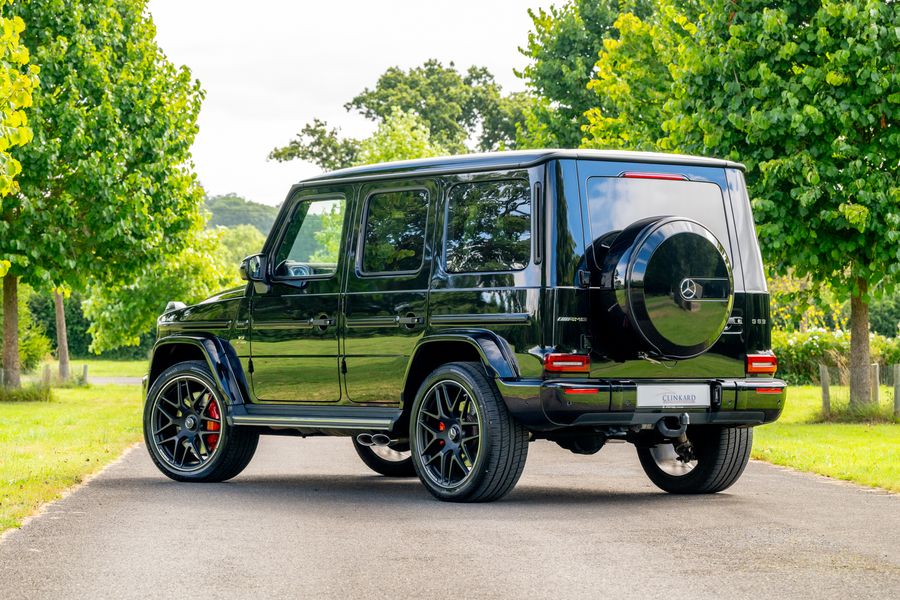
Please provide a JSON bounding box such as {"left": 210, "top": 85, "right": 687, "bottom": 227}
{"left": 205, "top": 193, "right": 280, "bottom": 236}
{"left": 1, "top": 0, "right": 205, "bottom": 384}
{"left": 0, "top": 0, "right": 39, "bottom": 387}
{"left": 270, "top": 60, "right": 530, "bottom": 171}
{"left": 583, "top": 0, "right": 900, "bottom": 406}
{"left": 356, "top": 108, "right": 447, "bottom": 165}
{"left": 516, "top": 0, "right": 653, "bottom": 148}
{"left": 83, "top": 225, "right": 264, "bottom": 353}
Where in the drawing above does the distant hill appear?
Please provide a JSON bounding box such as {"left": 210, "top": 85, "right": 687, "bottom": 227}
{"left": 205, "top": 193, "right": 280, "bottom": 236}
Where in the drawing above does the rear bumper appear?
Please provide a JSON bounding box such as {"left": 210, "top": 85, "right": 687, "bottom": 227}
{"left": 497, "top": 377, "right": 786, "bottom": 431}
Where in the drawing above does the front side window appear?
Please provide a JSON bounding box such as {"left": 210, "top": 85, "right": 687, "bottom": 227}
{"left": 360, "top": 189, "right": 429, "bottom": 274}
{"left": 445, "top": 180, "right": 531, "bottom": 273}
{"left": 273, "top": 197, "right": 345, "bottom": 278}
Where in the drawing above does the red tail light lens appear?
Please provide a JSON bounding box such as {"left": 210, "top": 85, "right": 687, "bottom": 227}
{"left": 545, "top": 353, "right": 590, "bottom": 373}
{"left": 620, "top": 172, "right": 688, "bottom": 181}
{"left": 746, "top": 353, "right": 778, "bottom": 375}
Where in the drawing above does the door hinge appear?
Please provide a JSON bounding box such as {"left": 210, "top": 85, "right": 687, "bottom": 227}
{"left": 341, "top": 358, "right": 347, "bottom": 374}
{"left": 248, "top": 358, "right": 254, "bottom": 374}
{"left": 578, "top": 270, "right": 591, "bottom": 288}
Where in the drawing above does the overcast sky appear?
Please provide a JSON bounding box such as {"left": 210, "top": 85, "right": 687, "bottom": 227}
{"left": 146, "top": 0, "right": 552, "bottom": 206}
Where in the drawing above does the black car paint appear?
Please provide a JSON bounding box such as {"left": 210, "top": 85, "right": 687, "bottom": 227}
{"left": 148, "top": 150, "right": 785, "bottom": 437}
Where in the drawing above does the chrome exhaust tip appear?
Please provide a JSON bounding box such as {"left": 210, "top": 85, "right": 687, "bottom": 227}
{"left": 356, "top": 433, "right": 375, "bottom": 447}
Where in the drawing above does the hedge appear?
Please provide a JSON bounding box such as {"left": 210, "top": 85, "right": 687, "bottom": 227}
{"left": 771, "top": 328, "right": 900, "bottom": 385}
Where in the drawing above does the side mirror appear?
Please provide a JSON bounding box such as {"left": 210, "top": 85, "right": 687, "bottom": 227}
{"left": 240, "top": 253, "right": 266, "bottom": 282}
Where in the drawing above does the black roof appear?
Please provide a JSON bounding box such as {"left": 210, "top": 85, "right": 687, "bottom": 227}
{"left": 298, "top": 149, "right": 745, "bottom": 185}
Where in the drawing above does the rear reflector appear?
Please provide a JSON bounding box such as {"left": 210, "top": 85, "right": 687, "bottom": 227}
{"left": 545, "top": 353, "right": 590, "bottom": 373}
{"left": 564, "top": 388, "right": 599, "bottom": 395}
{"left": 756, "top": 387, "right": 783, "bottom": 394}
{"left": 621, "top": 172, "right": 688, "bottom": 181}
{"left": 746, "top": 353, "right": 778, "bottom": 375}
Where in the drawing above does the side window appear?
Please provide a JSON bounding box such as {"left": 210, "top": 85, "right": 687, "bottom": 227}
{"left": 360, "top": 189, "right": 429, "bottom": 274}
{"left": 445, "top": 180, "right": 531, "bottom": 273}
{"left": 273, "top": 197, "right": 345, "bottom": 278}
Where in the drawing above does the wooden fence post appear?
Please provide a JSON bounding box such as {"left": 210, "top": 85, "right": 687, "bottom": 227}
{"left": 819, "top": 363, "right": 830, "bottom": 417}
{"left": 894, "top": 364, "right": 899, "bottom": 419}
{"left": 82, "top": 364, "right": 89, "bottom": 385}
{"left": 871, "top": 363, "right": 880, "bottom": 405}
{"left": 42, "top": 364, "right": 51, "bottom": 386}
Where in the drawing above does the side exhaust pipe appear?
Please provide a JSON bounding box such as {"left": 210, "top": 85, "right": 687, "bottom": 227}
{"left": 355, "top": 433, "right": 397, "bottom": 447}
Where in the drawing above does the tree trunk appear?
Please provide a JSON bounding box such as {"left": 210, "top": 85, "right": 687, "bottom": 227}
{"left": 2, "top": 272, "right": 20, "bottom": 388}
{"left": 54, "top": 290, "right": 70, "bottom": 381}
{"left": 849, "top": 282, "right": 871, "bottom": 407}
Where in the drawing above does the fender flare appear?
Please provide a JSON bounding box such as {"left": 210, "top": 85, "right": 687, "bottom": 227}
{"left": 147, "top": 335, "right": 248, "bottom": 406}
{"left": 404, "top": 330, "right": 520, "bottom": 383}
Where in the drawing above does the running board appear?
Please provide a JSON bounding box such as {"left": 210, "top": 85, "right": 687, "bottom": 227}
{"left": 229, "top": 404, "right": 401, "bottom": 431}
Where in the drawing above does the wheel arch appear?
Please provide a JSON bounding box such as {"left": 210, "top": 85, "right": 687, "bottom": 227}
{"left": 147, "top": 335, "right": 249, "bottom": 406}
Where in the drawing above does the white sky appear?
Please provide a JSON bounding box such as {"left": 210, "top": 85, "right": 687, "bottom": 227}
{"left": 147, "top": 0, "right": 552, "bottom": 206}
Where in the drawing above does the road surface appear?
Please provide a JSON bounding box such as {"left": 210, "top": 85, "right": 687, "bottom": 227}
{"left": 2, "top": 437, "right": 898, "bottom": 599}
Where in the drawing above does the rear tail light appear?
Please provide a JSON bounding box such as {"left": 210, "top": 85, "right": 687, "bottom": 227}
{"left": 544, "top": 353, "right": 590, "bottom": 374}
{"left": 755, "top": 387, "right": 783, "bottom": 394}
{"left": 620, "top": 172, "right": 688, "bottom": 181}
{"left": 746, "top": 353, "right": 778, "bottom": 375}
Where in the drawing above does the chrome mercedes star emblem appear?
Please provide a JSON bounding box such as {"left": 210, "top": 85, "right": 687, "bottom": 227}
{"left": 680, "top": 278, "right": 698, "bottom": 300}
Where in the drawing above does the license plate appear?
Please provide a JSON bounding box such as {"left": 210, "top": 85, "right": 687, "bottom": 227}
{"left": 636, "top": 384, "right": 711, "bottom": 408}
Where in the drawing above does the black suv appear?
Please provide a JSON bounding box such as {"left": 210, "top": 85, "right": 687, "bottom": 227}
{"left": 143, "top": 150, "right": 785, "bottom": 502}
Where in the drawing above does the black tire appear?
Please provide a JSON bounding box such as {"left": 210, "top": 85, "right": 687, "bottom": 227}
{"left": 409, "top": 362, "right": 529, "bottom": 502}
{"left": 352, "top": 439, "right": 416, "bottom": 477}
{"left": 144, "top": 360, "right": 258, "bottom": 483}
{"left": 636, "top": 426, "right": 752, "bottom": 494}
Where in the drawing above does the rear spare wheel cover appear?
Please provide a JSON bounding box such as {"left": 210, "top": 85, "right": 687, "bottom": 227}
{"left": 621, "top": 218, "right": 733, "bottom": 358}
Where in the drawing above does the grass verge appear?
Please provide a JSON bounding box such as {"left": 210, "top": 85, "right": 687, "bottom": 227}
{"left": 37, "top": 359, "right": 148, "bottom": 379}
{"left": 0, "top": 384, "right": 142, "bottom": 533}
{"left": 753, "top": 385, "right": 900, "bottom": 492}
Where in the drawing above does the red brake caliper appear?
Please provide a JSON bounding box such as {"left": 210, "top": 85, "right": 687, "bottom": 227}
{"left": 206, "top": 400, "right": 221, "bottom": 450}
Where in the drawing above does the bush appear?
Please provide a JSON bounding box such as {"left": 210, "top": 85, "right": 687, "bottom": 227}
{"left": 772, "top": 328, "right": 900, "bottom": 385}
{"left": 0, "top": 384, "right": 51, "bottom": 402}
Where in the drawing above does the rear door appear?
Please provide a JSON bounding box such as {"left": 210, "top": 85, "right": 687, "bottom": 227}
{"left": 575, "top": 160, "right": 745, "bottom": 380}
{"left": 342, "top": 180, "right": 435, "bottom": 404}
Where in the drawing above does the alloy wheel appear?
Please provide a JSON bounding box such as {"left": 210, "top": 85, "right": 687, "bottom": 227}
{"left": 150, "top": 375, "right": 224, "bottom": 472}
{"left": 415, "top": 380, "right": 482, "bottom": 488}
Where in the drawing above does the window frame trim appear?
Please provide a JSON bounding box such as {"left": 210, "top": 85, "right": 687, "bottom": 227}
{"left": 442, "top": 177, "right": 533, "bottom": 276}
{"left": 269, "top": 192, "right": 347, "bottom": 283}
{"left": 355, "top": 185, "right": 431, "bottom": 278}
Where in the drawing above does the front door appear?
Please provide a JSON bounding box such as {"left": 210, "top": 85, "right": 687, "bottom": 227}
{"left": 250, "top": 190, "right": 348, "bottom": 402}
{"left": 342, "top": 181, "right": 435, "bottom": 404}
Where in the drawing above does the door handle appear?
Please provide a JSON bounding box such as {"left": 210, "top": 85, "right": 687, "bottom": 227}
{"left": 309, "top": 317, "right": 336, "bottom": 328}
{"left": 396, "top": 315, "right": 424, "bottom": 327}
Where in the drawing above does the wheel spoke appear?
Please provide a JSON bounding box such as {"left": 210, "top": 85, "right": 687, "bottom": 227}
{"left": 439, "top": 451, "right": 449, "bottom": 484}
{"left": 451, "top": 452, "right": 468, "bottom": 476}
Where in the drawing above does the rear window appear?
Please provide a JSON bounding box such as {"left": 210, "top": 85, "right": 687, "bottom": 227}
{"left": 585, "top": 177, "right": 730, "bottom": 250}
{"left": 445, "top": 180, "right": 531, "bottom": 273}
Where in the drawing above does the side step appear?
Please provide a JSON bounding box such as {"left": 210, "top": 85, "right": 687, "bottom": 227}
{"left": 230, "top": 403, "right": 401, "bottom": 431}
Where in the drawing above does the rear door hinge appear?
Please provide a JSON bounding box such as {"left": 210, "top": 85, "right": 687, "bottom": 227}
{"left": 578, "top": 270, "right": 591, "bottom": 288}
{"left": 248, "top": 358, "right": 254, "bottom": 374}
{"left": 341, "top": 358, "right": 347, "bottom": 374}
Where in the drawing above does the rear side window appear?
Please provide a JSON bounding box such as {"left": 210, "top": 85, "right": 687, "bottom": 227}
{"left": 360, "top": 189, "right": 429, "bottom": 274}
{"left": 445, "top": 180, "right": 531, "bottom": 273}
{"left": 585, "top": 177, "right": 730, "bottom": 248}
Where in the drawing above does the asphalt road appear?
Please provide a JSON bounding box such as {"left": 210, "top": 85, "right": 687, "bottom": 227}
{"left": 2, "top": 436, "right": 899, "bottom": 599}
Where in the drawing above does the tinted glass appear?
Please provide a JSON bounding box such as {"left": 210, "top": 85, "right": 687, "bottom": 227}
{"left": 585, "top": 177, "right": 730, "bottom": 249}
{"left": 445, "top": 180, "right": 531, "bottom": 273}
{"left": 273, "top": 197, "right": 345, "bottom": 278}
{"left": 361, "top": 190, "right": 429, "bottom": 274}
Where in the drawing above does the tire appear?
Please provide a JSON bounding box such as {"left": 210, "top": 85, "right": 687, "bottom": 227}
{"left": 352, "top": 439, "right": 416, "bottom": 477}
{"left": 636, "top": 426, "right": 752, "bottom": 494}
{"left": 409, "top": 362, "right": 529, "bottom": 502}
{"left": 144, "top": 360, "right": 259, "bottom": 482}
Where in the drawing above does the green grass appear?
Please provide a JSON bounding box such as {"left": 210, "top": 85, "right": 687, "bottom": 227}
{"left": 38, "top": 358, "right": 148, "bottom": 379}
{"left": 0, "top": 385, "right": 142, "bottom": 532}
{"left": 753, "top": 385, "right": 900, "bottom": 492}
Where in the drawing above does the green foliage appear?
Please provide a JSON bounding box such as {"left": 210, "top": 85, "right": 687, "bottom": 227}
{"left": 0, "top": 383, "right": 49, "bottom": 402}
{"left": 204, "top": 194, "right": 280, "bottom": 236}
{"left": 271, "top": 60, "right": 532, "bottom": 170}
{"left": 83, "top": 227, "right": 244, "bottom": 353}
{"left": 517, "top": 0, "right": 653, "bottom": 148}
{"left": 0, "top": 282, "right": 50, "bottom": 372}
{"left": 771, "top": 329, "right": 900, "bottom": 385}
{"left": 0, "top": 0, "right": 38, "bottom": 204}
{"left": 216, "top": 224, "right": 267, "bottom": 270}
{"left": 769, "top": 273, "right": 847, "bottom": 332}
{"left": 2, "top": 0, "right": 205, "bottom": 291}
{"left": 267, "top": 118, "right": 361, "bottom": 171}
{"left": 357, "top": 108, "right": 447, "bottom": 165}
{"left": 867, "top": 294, "right": 900, "bottom": 338}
